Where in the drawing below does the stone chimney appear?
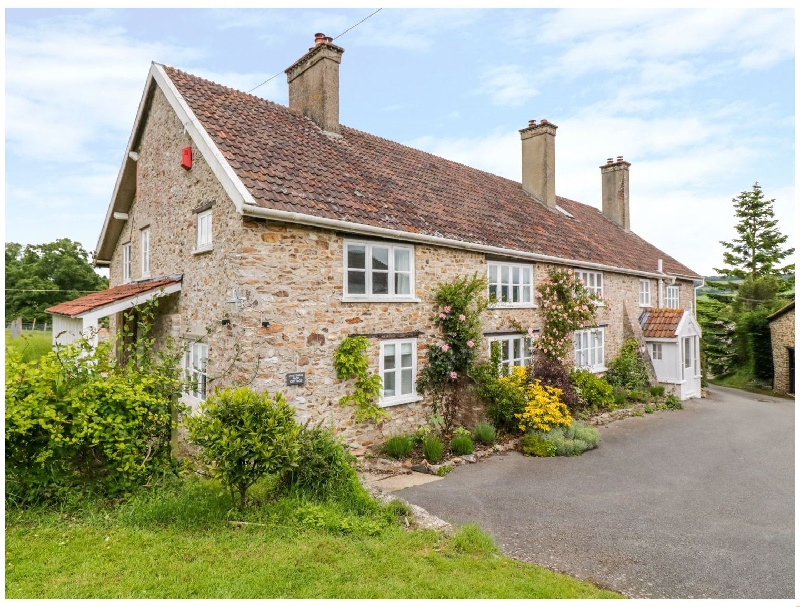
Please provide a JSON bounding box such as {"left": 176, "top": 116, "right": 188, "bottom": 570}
{"left": 600, "top": 156, "right": 631, "bottom": 230}
{"left": 519, "top": 119, "right": 557, "bottom": 209}
{"left": 284, "top": 33, "right": 345, "bottom": 134}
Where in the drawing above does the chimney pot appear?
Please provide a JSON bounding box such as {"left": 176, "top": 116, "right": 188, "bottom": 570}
{"left": 616, "top": 155, "right": 623, "bottom": 162}
{"left": 315, "top": 33, "right": 325, "bottom": 45}
{"left": 529, "top": 120, "right": 536, "bottom": 127}
{"left": 607, "top": 158, "right": 613, "bottom": 164}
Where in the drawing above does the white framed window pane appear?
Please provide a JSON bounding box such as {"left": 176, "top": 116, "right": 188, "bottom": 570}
{"left": 383, "top": 372, "right": 396, "bottom": 397}
{"left": 372, "top": 247, "right": 389, "bottom": 271}
{"left": 347, "top": 271, "right": 366, "bottom": 294}
{"left": 347, "top": 244, "right": 366, "bottom": 269}
{"left": 372, "top": 271, "right": 389, "bottom": 295}
{"left": 395, "top": 273, "right": 411, "bottom": 295}
{"left": 523, "top": 267, "right": 531, "bottom": 284}
{"left": 489, "top": 284, "right": 498, "bottom": 300}
{"left": 383, "top": 344, "right": 396, "bottom": 369}
{"left": 488, "top": 264, "right": 498, "bottom": 283}
{"left": 401, "top": 368, "right": 412, "bottom": 395}
{"left": 394, "top": 248, "right": 410, "bottom": 272}
{"left": 400, "top": 342, "right": 412, "bottom": 367}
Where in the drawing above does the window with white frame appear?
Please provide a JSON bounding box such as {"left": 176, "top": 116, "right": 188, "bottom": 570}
{"left": 196, "top": 209, "right": 212, "bottom": 250}
{"left": 183, "top": 342, "right": 208, "bottom": 402}
{"left": 141, "top": 227, "right": 150, "bottom": 278}
{"left": 489, "top": 334, "right": 532, "bottom": 374}
{"left": 639, "top": 279, "right": 651, "bottom": 306}
{"left": 574, "top": 327, "right": 605, "bottom": 371}
{"left": 575, "top": 269, "right": 603, "bottom": 297}
{"left": 122, "top": 243, "right": 131, "bottom": 283}
{"left": 488, "top": 262, "right": 533, "bottom": 306}
{"left": 651, "top": 342, "right": 663, "bottom": 360}
{"left": 666, "top": 286, "right": 680, "bottom": 308}
{"left": 344, "top": 241, "right": 414, "bottom": 299}
{"left": 379, "top": 339, "right": 417, "bottom": 406}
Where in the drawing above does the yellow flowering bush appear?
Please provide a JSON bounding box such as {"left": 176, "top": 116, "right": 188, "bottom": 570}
{"left": 501, "top": 367, "right": 572, "bottom": 432}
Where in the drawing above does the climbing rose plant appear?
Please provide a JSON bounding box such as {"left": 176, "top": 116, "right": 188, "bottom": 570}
{"left": 536, "top": 267, "right": 605, "bottom": 363}
{"left": 417, "top": 274, "right": 487, "bottom": 434}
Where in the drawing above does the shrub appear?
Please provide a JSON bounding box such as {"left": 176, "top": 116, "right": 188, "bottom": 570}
{"left": 626, "top": 389, "right": 649, "bottom": 403}
{"left": 525, "top": 422, "right": 599, "bottom": 457}
{"left": 520, "top": 434, "right": 556, "bottom": 457}
{"left": 508, "top": 368, "right": 572, "bottom": 433}
{"left": 650, "top": 385, "right": 666, "bottom": 398}
{"left": 665, "top": 395, "right": 684, "bottom": 410}
{"left": 605, "top": 340, "right": 650, "bottom": 390}
{"left": 187, "top": 387, "right": 299, "bottom": 510}
{"left": 282, "top": 423, "right": 360, "bottom": 500}
{"left": 435, "top": 464, "right": 454, "bottom": 476}
{"left": 570, "top": 369, "right": 615, "bottom": 411}
{"left": 450, "top": 435, "right": 474, "bottom": 456}
{"left": 472, "top": 423, "right": 496, "bottom": 445}
{"left": 530, "top": 354, "right": 581, "bottom": 413}
{"left": 452, "top": 426, "right": 471, "bottom": 438}
{"left": 473, "top": 359, "right": 527, "bottom": 432}
{"left": 383, "top": 434, "right": 415, "bottom": 459}
{"left": 334, "top": 336, "right": 386, "bottom": 423}
{"left": 423, "top": 436, "right": 444, "bottom": 463}
{"left": 613, "top": 386, "right": 627, "bottom": 406}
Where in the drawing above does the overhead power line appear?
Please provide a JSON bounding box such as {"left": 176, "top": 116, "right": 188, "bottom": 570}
{"left": 247, "top": 8, "right": 382, "bottom": 94}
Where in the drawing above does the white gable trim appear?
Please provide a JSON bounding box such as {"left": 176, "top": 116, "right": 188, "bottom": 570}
{"left": 675, "top": 311, "right": 702, "bottom": 338}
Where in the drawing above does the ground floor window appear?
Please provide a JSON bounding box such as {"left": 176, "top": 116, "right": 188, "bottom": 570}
{"left": 652, "top": 342, "right": 663, "bottom": 360}
{"left": 488, "top": 334, "right": 532, "bottom": 374}
{"left": 379, "top": 338, "right": 417, "bottom": 406}
{"left": 574, "top": 328, "right": 604, "bottom": 371}
{"left": 184, "top": 342, "right": 208, "bottom": 402}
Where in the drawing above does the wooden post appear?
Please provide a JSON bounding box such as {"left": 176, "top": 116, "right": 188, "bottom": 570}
{"left": 32, "top": 318, "right": 36, "bottom": 332}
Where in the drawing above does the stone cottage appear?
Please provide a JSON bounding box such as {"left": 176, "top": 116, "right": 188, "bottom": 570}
{"left": 768, "top": 300, "right": 795, "bottom": 395}
{"left": 48, "top": 34, "right": 702, "bottom": 448}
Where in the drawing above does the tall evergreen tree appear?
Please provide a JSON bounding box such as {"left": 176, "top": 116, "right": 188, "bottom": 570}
{"left": 714, "top": 182, "right": 794, "bottom": 279}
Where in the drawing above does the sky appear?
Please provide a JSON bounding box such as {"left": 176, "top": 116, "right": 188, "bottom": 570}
{"left": 4, "top": 7, "right": 796, "bottom": 277}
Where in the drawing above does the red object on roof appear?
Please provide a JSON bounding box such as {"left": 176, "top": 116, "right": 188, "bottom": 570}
{"left": 640, "top": 308, "right": 686, "bottom": 338}
{"left": 46, "top": 277, "right": 181, "bottom": 318}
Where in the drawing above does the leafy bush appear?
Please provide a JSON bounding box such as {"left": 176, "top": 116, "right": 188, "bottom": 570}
{"left": 435, "top": 464, "right": 454, "bottom": 476}
{"left": 530, "top": 353, "right": 581, "bottom": 413}
{"left": 626, "top": 389, "right": 649, "bottom": 403}
{"left": 605, "top": 340, "right": 651, "bottom": 390}
{"left": 423, "top": 436, "right": 444, "bottom": 463}
{"left": 613, "top": 386, "right": 627, "bottom": 406}
{"left": 187, "top": 387, "right": 299, "bottom": 509}
{"left": 650, "top": 385, "right": 666, "bottom": 397}
{"left": 334, "top": 336, "right": 386, "bottom": 423}
{"left": 383, "top": 434, "right": 415, "bottom": 459}
{"left": 524, "top": 422, "right": 599, "bottom": 457}
{"left": 472, "top": 423, "right": 496, "bottom": 445}
{"left": 665, "top": 395, "right": 684, "bottom": 410}
{"left": 282, "top": 423, "right": 359, "bottom": 500}
{"left": 473, "top": 359, "right": 527, "bottom": 433}
{"left": 520, "top": 434, "right": 556, "bottom": 457}
{"left": 452, "top": 426, "right": 471, "bottom": 438}
{"left": 506, "top": 367, "right": 572, "bottom": 432}
{"left": 450, "top": 435, "right": 474, "bottom": 456}
{"left": 5, "top": 333, "right": 180, "bottom": 505}
{"left": 570, "top": 369, "right": 615, "bottom": 411}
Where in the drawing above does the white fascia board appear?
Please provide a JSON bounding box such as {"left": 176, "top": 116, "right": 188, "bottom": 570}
{"left": 241, "top": 203, "right": 689, "bottom": 280}
{"left": 70, "top": 282, "right": 182, "bottom": 320}
{"left": 151, "top": 63, "right": 256, "bottom": 214}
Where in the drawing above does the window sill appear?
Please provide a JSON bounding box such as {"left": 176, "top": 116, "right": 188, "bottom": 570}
{"left": 192, "top": 246, "right": 213, "bottom": 255}
{"left": 380, "top": 395, "right": 423, "bottom": 408}
{"left": 487, "top": 303, "right": 536, "bottom": 310}
{"left": 640, "top": 303, "right": 653, "bottom": 308}
{"left": 342, "top": 296, "right": 421, "bottom": 303}
{"left": 575, "top": 365, "right": 607, "bottom": 374}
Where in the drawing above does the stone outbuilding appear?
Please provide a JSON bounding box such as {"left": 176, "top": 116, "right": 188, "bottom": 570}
{"left": 768, "top": 300, "right": 795, "bottom": 395}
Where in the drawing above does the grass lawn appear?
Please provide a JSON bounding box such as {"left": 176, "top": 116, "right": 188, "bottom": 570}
{"left": 5, "top": 329, "right": 52, "bottom": 362}
{"left": 709, "top": 368, "right": 793, "bottom": 400}
{"left": 5, "top": 478, "right": 622, "bottom": 599}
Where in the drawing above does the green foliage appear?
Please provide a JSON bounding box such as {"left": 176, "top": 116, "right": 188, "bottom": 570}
{"left": 737, "top": 309, "right": 774, "bottom": 381}
{"left": 520, "top": 434, "right": 556, "bottom": 457}
{"left": 452, "top": 426, "right": 471, "bottom": 438}
{"left": 530, "top": 353, "right": 582, "bottom": 413}
{"left": 334, "top": 336, "right": 387, "bottom": 424}
{"left": 472, "top": 423, "right": 497, "bottom": 445}
{"left": 5, "top": 299, "right": 183, "bottom": 505}
{"left": 450, "top": 434, "right": 474, "bottom": 456}
{"left": 449, "top": 522, "right": 499, "bottom": 556}
{"left": 626, "top": 389, "right": 649, "bottom": 403}
{"left": 570, "top": 369, "right": 615, "bottom": 412}
{"left": 664, "top": 395, "right": 683, "bottom": 410}
{"left": 650, "top": 385, "right": 666, "bottom": 397}
{"left": 535, "top": 267, "right": 603, "bottom": 363}
{"left": 508, "top": 368, "right": 572, "bottom": 433}
{"left": 714, "top": 182, "right": 794, "bottom": 279}
{"left": 417, "top": 274, "right": 487, "bottom": 433}
{"left": 383, "top": 434, "right": 415, "bottom": 459}
{"left": 422, "top": 436, "right": 444, "bottom": 464}
{"left": 472, "top": 352, "right": 527, "bottom": 433}
{"left": 187, "top": 387, "right": 300, "bottom": 510}
{"left": 604, "top": 340, "right": 650, "bottom": 390}
{"left": 435, "top": 464, "right": 454, "bottom": 477}
{"left": 5, "top": 330, "right": 52, "bottom": 363}
{"left": 5, "top": 239, "right": 108, "bottom": 323}
{"left": 282, "top": 423, "right": 360, "bottom": 501}
{"left": 613, "top": 386, "right": 627, "bottom": 406}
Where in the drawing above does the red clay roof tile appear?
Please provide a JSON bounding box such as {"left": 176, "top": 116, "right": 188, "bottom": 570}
{"left": 46, "top": 277, "right": 181, "bottom": 318}
{"left": 640, "top": 308, "right": 686, "bottom": 338}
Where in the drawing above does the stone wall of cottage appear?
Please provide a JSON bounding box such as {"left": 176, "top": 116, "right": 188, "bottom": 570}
{"left": 104, "top": 85, "right": 699, "bottom": 449}
{"left": 769, "top": 308, "right": 795, "bottom": 394}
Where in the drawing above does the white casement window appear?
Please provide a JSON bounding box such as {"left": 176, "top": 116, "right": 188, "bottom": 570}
{"left": 183, "top": 342, "right": 208, "bottom": 403}
{"left": 344, "top": 241, "right": 414, "bottom": 300}
{"left": 575, "top": 270, "right": 603, "bottom": 297}
{"left": 122, "top": 243, "right": 131, "bottom": 283}
{"left": 488, "top": 262, "right": 533, "bottom": 306}
{"left": 489, "top": 334, "right": 532, "bottom": 374}
{"left": 666, "top": 286, "right": 680, "bottom": 308}
{"left": 639, "top": 279, "right": 651, "bottom": 307}
{"left": 574, "top": 327, "right": 605, "bottom": 372}
{"left": 652, "top": 343, "right": 663, "bottom": 360}
{"left": 196, "top": 209, "right": 212, "bottom": 250}
{"left": 379, "top": 339, "right": 417, "bottom": 406}
{"left": 141, "top": 227, "right": 150, "bottom": 278}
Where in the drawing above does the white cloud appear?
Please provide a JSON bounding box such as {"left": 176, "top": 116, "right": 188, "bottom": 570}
{"left": 478, "top": 65, "right": 538, "bottom": 107}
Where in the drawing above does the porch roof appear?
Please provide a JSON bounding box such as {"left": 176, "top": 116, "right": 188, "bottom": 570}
{"left": 639, "top": 308, "right": 686, "bottom": 338}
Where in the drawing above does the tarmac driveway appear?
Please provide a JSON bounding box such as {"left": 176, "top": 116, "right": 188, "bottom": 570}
{"left": 398, "top": 385, "right": 794, "bottom": 599}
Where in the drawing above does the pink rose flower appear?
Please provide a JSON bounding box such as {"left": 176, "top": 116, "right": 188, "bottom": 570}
{"left": 439, "top": 313, "right": 447, "bottom": 319}
{"left": 459, "top": 314, "right": 466, "bottom": 321}
{"left": 443, "top": 306, "right": 452, "bottom": 313}
{"left": 466, "top": 340, "right": 474, "bottom": 348}
{"left": 450, "top": 371, "right": 458, "bottom": 379}
{"left": 527, "top": 327, "right": 534, "bottom": 335}
{"left": 441, "top": 344, "right": 450, "bottom": 352}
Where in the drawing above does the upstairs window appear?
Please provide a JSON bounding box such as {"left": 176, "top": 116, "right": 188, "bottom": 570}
{"left": 344, "top": 241, "right": 414, "bottom": 300}
{"left": 122, "top": 243, "right": 131, "bottom": 283}
{"left": 639, "top": 279, "right": 651, "bottom": 307}
{"left": 575, "top": 270, "right": 603, "bottom": 297}
{"left": 666, "top": 286, "right": 680, "bottom": 308}
{"left": 488, "top": 262, "right": 533, "bottom": 306}
{"left": 141, "top": 227, "right": 150, "bottom": 278}
{"left": 196, "top": 209, "right": 212, "bottom": 250}
{"left": 574, "top": 327, "right": 605, "bottom": 372}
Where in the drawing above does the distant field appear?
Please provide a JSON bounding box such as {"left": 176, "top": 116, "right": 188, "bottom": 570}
{"left": 5, "top": 330, "right": 52, "bottom": 362}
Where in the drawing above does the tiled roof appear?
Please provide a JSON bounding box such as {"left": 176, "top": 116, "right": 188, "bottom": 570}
{"left": 639, "top": 308, "right": 686, "bottom": 338}
{"left": 46, "top": 277, "right": 181, "bottom": 318}
{"left": 163, "top": 66, "right": 700, "bottom": 279}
